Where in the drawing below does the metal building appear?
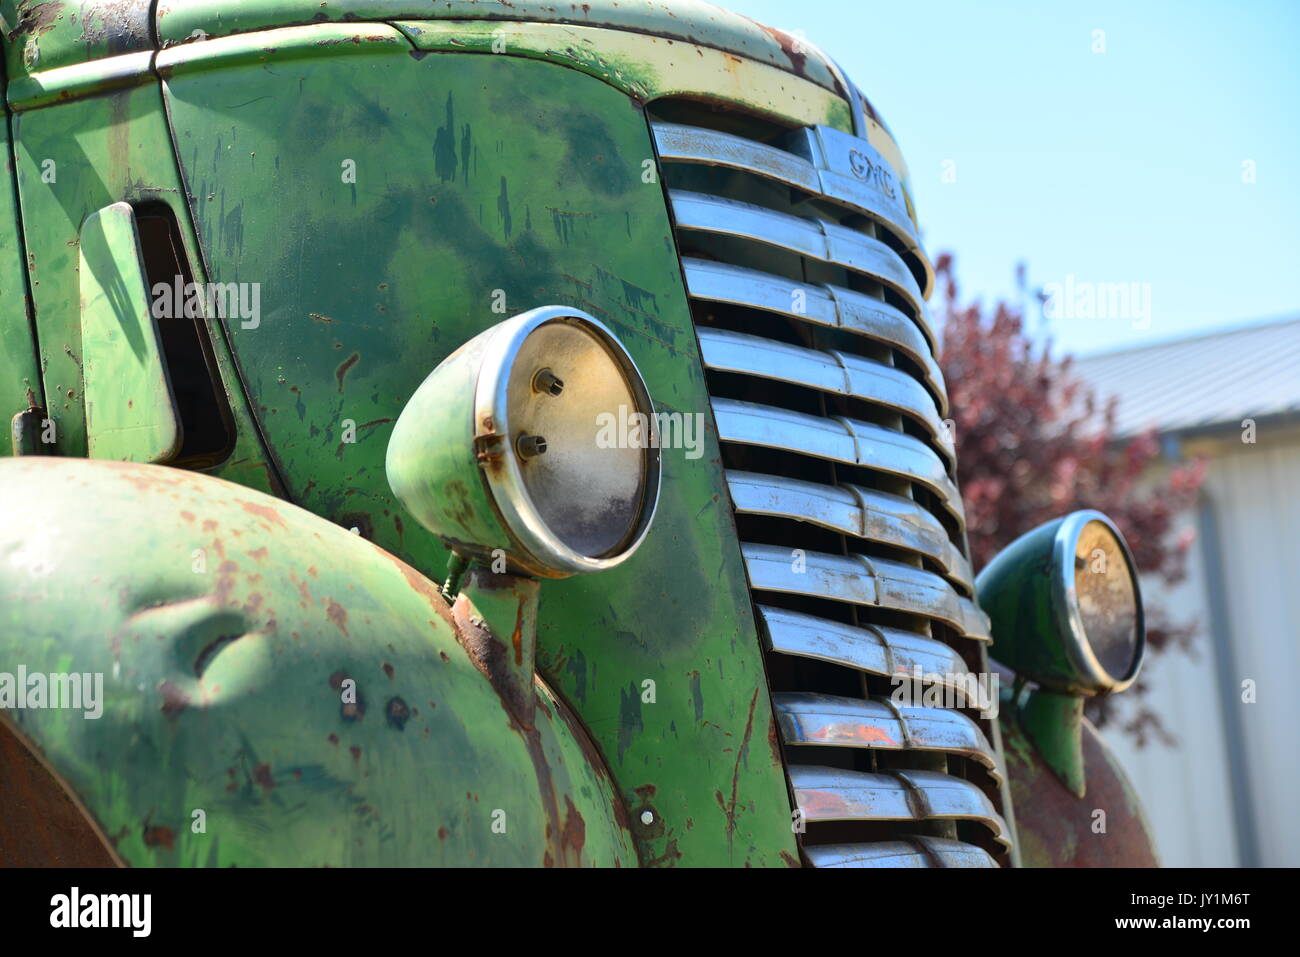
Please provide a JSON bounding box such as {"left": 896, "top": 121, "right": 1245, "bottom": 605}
{"left": 1075, "top": 316, "right": 1300, "bottom": 867}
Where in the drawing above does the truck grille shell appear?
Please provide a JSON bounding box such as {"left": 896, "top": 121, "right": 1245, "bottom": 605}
{"left": 652, "top": 109, "right": 1011, "bottom": 867}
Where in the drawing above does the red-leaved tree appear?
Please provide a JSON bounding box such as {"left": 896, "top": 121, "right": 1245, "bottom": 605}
{"left": 935, "top": 254, "right": 1205, "bottom": 743}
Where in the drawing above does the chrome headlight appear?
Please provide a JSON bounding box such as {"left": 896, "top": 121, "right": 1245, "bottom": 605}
{"left": 976, "top": 509, "right": 1145, "bottom": 695}
{"left": 387, "top": 306, "right": 661, "bottom": 578}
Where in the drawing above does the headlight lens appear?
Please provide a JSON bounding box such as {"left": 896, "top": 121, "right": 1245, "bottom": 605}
{"left": 504, "top": 318, "right": 651, "bottom": 560}
{"left": 1071, "top": 517, "right": 1141, "bottom": 684}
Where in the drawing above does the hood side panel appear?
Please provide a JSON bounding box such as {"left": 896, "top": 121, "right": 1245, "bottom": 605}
{"left": 163, "top": 39, "right": 796, "bottom": 866}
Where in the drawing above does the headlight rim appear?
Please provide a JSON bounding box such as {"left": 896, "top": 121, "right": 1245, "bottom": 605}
{"left": 472, "top": 305, "right": 662, "bottom": 577}
{"left": 1050, "top": 509, "right": 1146, "bottom": 695}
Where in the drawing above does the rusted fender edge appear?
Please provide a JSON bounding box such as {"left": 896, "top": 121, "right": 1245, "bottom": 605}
{"left": 0, "top": 456, "right": 636, "bottom": 867}
{"left": 1001, "top": 708, "right": 1160, "bottom": 868}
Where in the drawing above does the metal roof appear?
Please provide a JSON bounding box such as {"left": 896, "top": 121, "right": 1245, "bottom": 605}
{"left": 1072, "top": 316, "right": 1300, "bottom": 437}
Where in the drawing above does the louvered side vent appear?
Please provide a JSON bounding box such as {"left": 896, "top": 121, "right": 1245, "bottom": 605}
{"left": 650, "top": 101, "right": 1010, "bottom": 867}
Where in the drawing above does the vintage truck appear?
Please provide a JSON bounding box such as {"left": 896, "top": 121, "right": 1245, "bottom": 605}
{"left": 0, "top": 0, "right": 1157, "bottom": 867}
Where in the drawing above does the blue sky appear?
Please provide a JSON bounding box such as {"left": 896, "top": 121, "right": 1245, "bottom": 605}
{"left": 721, "top": 0, "right": 1300, "bottom": 356}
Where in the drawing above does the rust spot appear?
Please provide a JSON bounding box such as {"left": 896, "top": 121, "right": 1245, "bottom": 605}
{"left": 644, "top": 838, "right": 683, "bottom": 868}
{"left": 757, "top": 23, "right": 808, "bottom": 77}
{"left": 327, "top": 733, "right": 339, "bottom": 746}
{"left": 142, "top": 824, "right": 175, "bottom": 851}
{"left": 341, "top": 688, "right": 366, "bottom": 723}
{"left": 382, "top": 661, "right": 395, "bottom": 680}
{"left": 559, "top": 796, "right": 586, "bottom": 865}
{"left": 253, "top": 764, "right": 275, "bottom": 790}
{"left": 240, "top": 500, "right": 287, "bottom": 528}
{"left": 8, "top": 1, "right": 61, "bottom": 43}
{"left": 718, "top": 688, "right": 760, "bottom": 841}
{"left": 325, "top": 598, "right": 349, "bottom": 636}
{"left": 335, "top": 352, "right": 360, "bottom": 391}
{"left": 385, "top": 696, "right": 410, "bottom": 731}
{"left": 349, "top": 745, "right": 362, "bottom": 764}
{"left": 768, "top": 714, "right": 786, "bottom": 765}
{"left": 512, "top": 603, "right": 524, "bottom": 667}
{"left": 159, "top": 680, "right": 190, "bottom": 718}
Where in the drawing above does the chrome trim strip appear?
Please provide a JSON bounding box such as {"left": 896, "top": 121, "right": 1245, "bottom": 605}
{"left": 652, "top": 122, "right": 932, "bottom": 292}
{"left": 804, "top": 837, "right": 997, "bottom": 868}
{"left": 698, "top": 328, "right": 954, "bottom": 466}
{"left": 774, "top": 692, "right": 1001, "bottom": 782}
{"left": 669, "top": 189, "right": 932, "bottom": 343}
{"left": 742, "top": 543, "right": 991, "bottom": 641}
{"left": 728, "top": 471, "right": 972, "bottom": 590}
{"left": 757, "top": 605, "right": 982, "bottom": 703}
{"left": 653, "top": 122, "right": 821, "bottom": 195}
{"left": 790, "top": 765, "right": 1010, "bottom": 847}
{"left": 711, "top": 398, "right": 964, "bottom": 525}
{"left": 682, "top": 258, "right": 947, "bottom": 415}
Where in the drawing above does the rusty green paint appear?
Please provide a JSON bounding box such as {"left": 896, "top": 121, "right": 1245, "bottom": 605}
{"left": 977, "top": 515, "right": 1086, "bottom": 692}
{"left": 2, "top": 1, "right": 845, "bottom": 100}
{"left": 159, "top": 29, "right": 795, "bottom": 865}
{"left": 384, "top": 317, "right": 520, "bottom": 565}
{"left": 152, "top": 0, "right": 845, "bottom": 95}
{"left": 452, "top": 568, "right": 542, "bottom": 723}
{"left": 392, "top": 19, "right": 853, "bottom": 133}
{"left": 10, "top": 78, "right": 280, "bottom": 492}
{"left": 1015, "top": 687, "right": 1086, "bottom": 797}
{"left": 1000, "top": 704, "right": 1159, "bottom": 867}
{"left": 79, "top": 201, "right": 182, "bottom": 463}
{"left": 0, "top": 73, "right": 43, "bottom": 432}
{"left": 6, "top": 50, "right": 155, "bottom": 110}
{"left": 978, "top": 516, "right": 1101, "bottom": 819}
{"left": 0, "top": 455, "right": 636, "bottom": 866}
{"left": 0, "top": 0, "right": 152, "bottom": 82}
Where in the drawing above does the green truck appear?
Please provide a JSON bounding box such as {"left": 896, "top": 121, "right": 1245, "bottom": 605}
{"left": 0, "top": 0, "right": 1156, "bottom": 868}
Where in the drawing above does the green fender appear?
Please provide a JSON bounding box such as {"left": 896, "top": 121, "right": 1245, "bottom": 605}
{"left": 0, "top": 456, "right": 636, "bottom": 867}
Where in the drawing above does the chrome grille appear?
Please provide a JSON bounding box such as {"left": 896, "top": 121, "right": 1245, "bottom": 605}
{"left": 653, "top": 107, "right": 1010, "bottom": 866}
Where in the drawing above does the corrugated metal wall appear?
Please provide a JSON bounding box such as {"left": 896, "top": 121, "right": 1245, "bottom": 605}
{"left": 1106, "top": 427, "right": 1300, "bottom": 866}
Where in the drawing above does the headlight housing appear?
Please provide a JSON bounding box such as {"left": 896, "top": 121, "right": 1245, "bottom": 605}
{"left": 387, "top": 306, "right": 661, "bottom": 578}
{"left": 976, "top": 509, "right": 1145, "bottom": 695}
